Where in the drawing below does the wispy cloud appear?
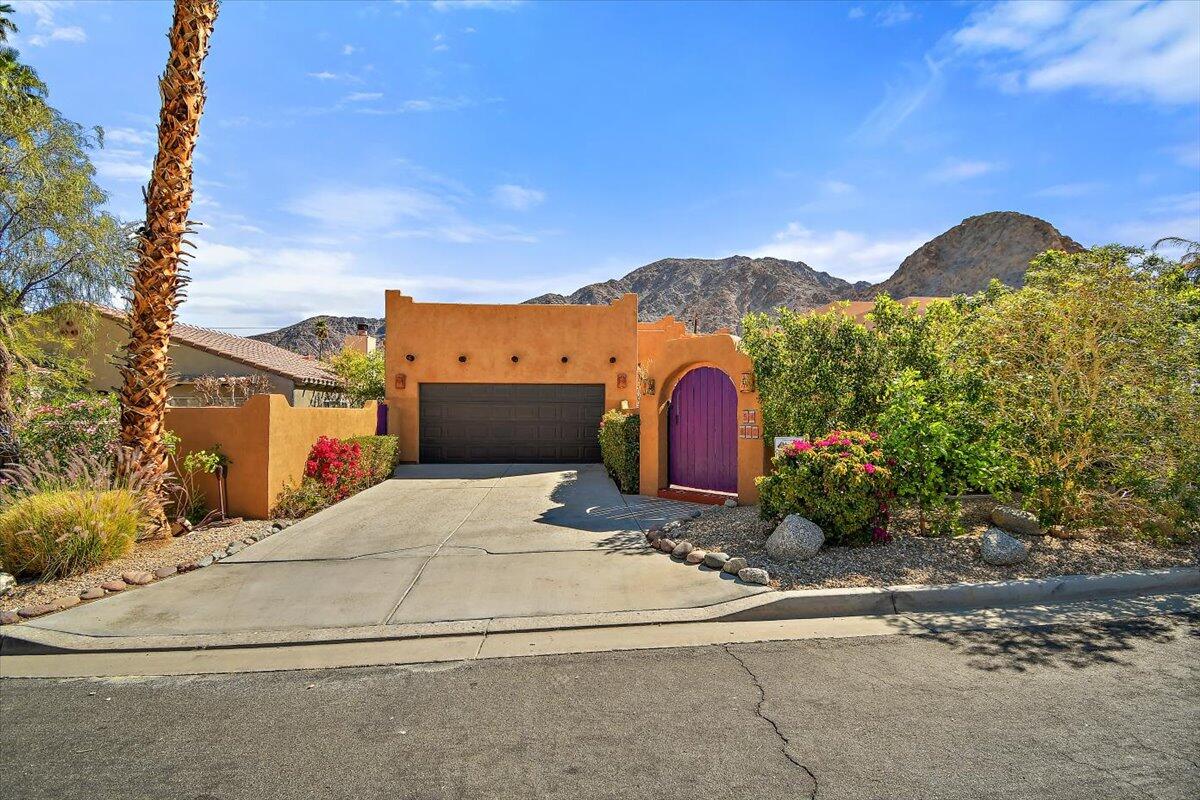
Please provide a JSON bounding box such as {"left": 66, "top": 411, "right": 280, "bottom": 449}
{"left": 103, "top": 127, "right": 153, "bottom": 146}
{"left": 492, "top": 184, "right": 545, "bottom": 211}
{"left": 1166, "top": 140, "right": 1200, "bottom": 168}
{"left": 19, "top": 1, "right": 87, "bottom": 47}
{"left": 344, "top": 91, "right": 383, "bottom": 102}
{"left": 750, "top": 223, "right": 931, "bottom": 283}
{"left": 93, "top": 147, "right": 150, "bottom": 183}
{"left": 953, "top": 0, "right": 1200, "bottom": 105}
{"left": 847, "top": 7, "right": 865, "bottom": 21}
{"left": 430, "top": 0, "right": 524, "bottom": 12}
{"left": 855, "top": 55, "right": 945, "bottom": 143}
{"left": 927, "top": 158, "right": 1004, "bottom": 183}
{"left": 1033, "top": 181, "right": 1103, "bottom": 198}
{"left": 341, "top": 44, "right": 359, "bottom": 56}
{"left": 875, "top": 2, "right": 915, "bottom": 28}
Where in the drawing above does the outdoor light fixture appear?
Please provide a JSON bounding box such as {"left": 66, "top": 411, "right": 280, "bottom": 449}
{"left": 617, "top": 372, "right": 627, "bottom": 389}
{"left": 395, "top": 374, "right": 406, "bottom": 390}
{"left": 740, "top": 372, "right": 755, "bottom": 392}
{"left": 561, "top": 355, "right": 569, "bottom": 363}
{"left": 644, "top": 377, "right": 656, "bottom": 395}
{"left": 511, "top": 355, "right": 520, "bottom": 363}
{"left": 609, "top": 356, "right": 617, "bottom": 364}
{"left": 405, "top": 353, "right": 415, "bottom": 362}
{"left": 458, "top": 355, "right": 468, "bottom": 363}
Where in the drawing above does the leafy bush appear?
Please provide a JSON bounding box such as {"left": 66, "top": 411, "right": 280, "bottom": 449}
{"left": 757, "top": 431, "right": 892, "bottom": 545}
{"left": 346, "top": 435, "right": 401, "bottom": 485}
{"left": 305, "top": 436, "right": 366, "bottom": 501}
{"left": 0, "top": 489, "right": 143, "bottom": 578}
{"left": 598, "top": 410, "right": 639, "bottom": 493}
{"left": 17, "top": 394, "right": 118, "bottom": 465}
{"left": 877, "top": 370, "right": 1011, "bottom": 536}
{"left": 955, "top": 246, "right": 1200, "bottom": 533}
{"left": 272, "top": 478, "right": 333, "bottom": 520}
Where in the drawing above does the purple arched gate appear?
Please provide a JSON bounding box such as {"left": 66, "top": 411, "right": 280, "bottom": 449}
{"left": 668, "top": 367, "right": 737, "bottom": 493}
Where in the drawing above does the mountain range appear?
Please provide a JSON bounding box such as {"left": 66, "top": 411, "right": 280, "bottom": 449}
{"left": 251, "top": 211, "right": 1081, "bottom": 353}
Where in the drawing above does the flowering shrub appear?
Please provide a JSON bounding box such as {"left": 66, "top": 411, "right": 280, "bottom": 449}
{"left": 304, "top": 436, "right": 366, "bottom": 501}
{"left": 757, "top": 430, "right": 893, "bottom": 545}
{"left": 17, "top": 395, "right": 118, "bottom": 465}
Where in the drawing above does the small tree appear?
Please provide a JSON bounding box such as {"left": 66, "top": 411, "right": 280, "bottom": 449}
{"left": 328, "top": 349, "right": 384, "bottom": 406}
{"left": 957, "top": 246, "right": 1199, "bottom": 532}
{"left": 1, "top": 25, "right": 131, "bottom": 462}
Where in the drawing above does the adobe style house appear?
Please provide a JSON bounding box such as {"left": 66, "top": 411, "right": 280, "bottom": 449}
{"left": 384, "top": 291, "right": 768, "bottom": 504}
{"left": 63, "top": 306, "right": 344, "bottom": 407}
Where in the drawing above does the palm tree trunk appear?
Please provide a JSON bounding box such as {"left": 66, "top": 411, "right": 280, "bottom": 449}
{"left": 118, "top": 0, "right": 218, "bottom": 520}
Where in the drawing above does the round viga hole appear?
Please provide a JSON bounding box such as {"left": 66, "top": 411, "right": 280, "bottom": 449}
{"left": 609, "top": 356, "right": 617, "bottom": 364}
{"left": 405, "top": 353, "right": 415, "bottom": 362}
{"left": 511, "top": 355, "right": 520, "bottom": 363}
{"left": 561, "top": 356, "right": 569, "bottom": 363}
{"left": 458, "top": 355, "right": 467, "bottom": 363}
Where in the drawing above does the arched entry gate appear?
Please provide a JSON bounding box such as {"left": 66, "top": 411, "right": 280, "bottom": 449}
{"left": 668, "top": 366, "right": 737, "bottom": 493}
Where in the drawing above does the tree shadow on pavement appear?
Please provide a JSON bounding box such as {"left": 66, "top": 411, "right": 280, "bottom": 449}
{"left": 927, "top": 612, "right": 1196, "bottom": 673}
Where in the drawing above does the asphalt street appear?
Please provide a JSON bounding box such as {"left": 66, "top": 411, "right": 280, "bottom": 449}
{"left": 3, "top": 614, "right": 1198, "bottom": 800}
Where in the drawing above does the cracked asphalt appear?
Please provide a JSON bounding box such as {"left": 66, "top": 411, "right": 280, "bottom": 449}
{"left": 3, "top": 614, "right": 1197, "bottom": 800}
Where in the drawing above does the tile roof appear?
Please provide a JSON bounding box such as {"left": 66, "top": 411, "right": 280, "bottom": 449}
{"left": 91, "top": 306, "right": 340, "bottom": 387}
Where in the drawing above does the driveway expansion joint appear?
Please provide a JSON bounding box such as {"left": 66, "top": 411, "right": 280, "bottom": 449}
{"left": 722, "top": 643, "right": 819, "bottom": 799}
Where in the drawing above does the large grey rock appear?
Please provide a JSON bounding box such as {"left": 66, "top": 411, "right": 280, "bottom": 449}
{"left": 723, "top": 498, "right": 737, "bottom": 508}
{"left": 738, "top": 567, "right": 771, "bottom": 585}
{"left": 685, "top": 549, "right": 706, "bottom": 565}
{"left": 722, "top": 557, "right": 748, "bottom": 575}
{"left": 991, "top": 505, "right": 1045, "bottom": 537}
{"left": 765, "top": 514, "right": 824, "bottom": 562}
{"left": 0, "top": 572, "right": 14, "bottom": 597}
{"left": 981, "top": 527, "right": 1030, "bottom": 566}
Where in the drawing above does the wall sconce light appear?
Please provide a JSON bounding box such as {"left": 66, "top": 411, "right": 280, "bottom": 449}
{"left": 644, "top": 377, "right": 656, "bottom": 395}
{"left": 740, "top": 372, "right": 755, "bottom": 392}
{"left": 511, "top": 355, "right": 520, "bottom": 363}
{"left": 395, "top": 374, "right": 406, "bottom": 390}
{"left": 561, "top": 355, "right": 569, "bottom": 363}
{"left": 458, "top": 355, "right": 468, "bottom": 363}
{"left": 405, "top": 353, "right": 415, "bottom": 362}
{"left": 609, "top": 356, "right": 617, "bottom": 364}
{"left": 616, "top": 372, "right": 627, "bottom": 389}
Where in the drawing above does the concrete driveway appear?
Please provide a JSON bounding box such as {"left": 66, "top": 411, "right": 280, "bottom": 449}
{"left": 14, "top": 464, "right": 768, "bottom": 644}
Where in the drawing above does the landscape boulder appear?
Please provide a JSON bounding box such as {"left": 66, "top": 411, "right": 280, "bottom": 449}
{"left": 723, "top": 498, "right": 737, "bottom": 508}
{"left": 0, "top": 571, "right": 14, "bottom": 597}
{"left": 722, "top": 556, "right": 747, "bottom": 575}
{"left": 980, "top": 528, "right": 1030, "bottom": 566}
{"left": 685, "top": 549, "right": 706, "bottom": 565}
{"left": 703, "top": 552, "right": 730, "bottom": 569}
{"left": 765, "top": 515, "right": 825, "bottom": 562}
{"left": 656, "top": 539, "right": 676, "bottom": 553}
{"left": 671, "top": 541, "right": 694, "bottom": 559}
{"left": 738, "top": 567, "right": 771, "bottom": 586}
{"left": 990, "top": 505, "right": 1045, "bottom": 537}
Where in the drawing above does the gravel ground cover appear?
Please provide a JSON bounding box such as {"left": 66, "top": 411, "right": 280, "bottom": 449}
{"left": 1, "top": 519, "right": 281, "bottom": 615}
{"left": 667, "top": 498, "right": 1197, "bottom": 590}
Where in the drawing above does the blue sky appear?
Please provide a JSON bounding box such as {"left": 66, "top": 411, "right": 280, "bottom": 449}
{"left": 12, "top": 0, "right": 1200, "bottom": 331}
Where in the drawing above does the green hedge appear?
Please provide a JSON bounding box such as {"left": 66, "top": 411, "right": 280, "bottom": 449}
{"left": 599, "top": 410, "right": 639, "bottom": 493}
{"left": 347, "top": 435, "right": 402, "bottom": 484}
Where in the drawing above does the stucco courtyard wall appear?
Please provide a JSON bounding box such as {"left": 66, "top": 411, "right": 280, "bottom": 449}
{"left": 166, "top": 394, "right": 378, "bottom": 518}
{"left": 636, "top": 318, "right": 768, "bottom": 504}
{"left": 384, "top": 291, "right": 639, "bottom": 462}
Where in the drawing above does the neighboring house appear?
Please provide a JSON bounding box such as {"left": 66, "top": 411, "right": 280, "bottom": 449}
{"left": 383, "top": 292, "right": 767, "bottom": 504}
{"left": 61, "top": 306, "right": 345, "bottom": 407}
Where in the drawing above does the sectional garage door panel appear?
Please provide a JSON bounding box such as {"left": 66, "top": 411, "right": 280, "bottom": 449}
{"left": 419, "top": 383, "right": 604, "bottom": 463}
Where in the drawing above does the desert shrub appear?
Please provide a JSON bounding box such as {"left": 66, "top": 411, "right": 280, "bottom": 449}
{"left": 272, "top": 477, "right": 333, "bottom": 519}
{"left": 346, "top": 435, "right": 401, "bottom": 485}
{"left": 192, "top": 374, "right": 273, "bottom": 406}
{"left": 955, "top": 246, "right": 1200, "bottom": 533}
{"left": 305, "top": 436, "right": 366, "bottom": 501}
{"left": 16, "top": 394, "right": 118, "bottom": 465}
{"left": 0, "top": 489, "right": 142, "bottom": 578}
{"left": 598, "top": 410, "right": 639, "bottom": 493}
{"left": 877, "top": 370, "right": 1011, "bottom": 536}
{"left": 329, "top": 349, "right": 385, "bottom": 406}
{"left": 757, "top": 431, "right": 892, "bottom": 545}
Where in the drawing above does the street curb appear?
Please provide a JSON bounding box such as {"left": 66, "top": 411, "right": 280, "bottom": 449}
{"left": 2, "top": 567, "right": 1195, "bottom": 656}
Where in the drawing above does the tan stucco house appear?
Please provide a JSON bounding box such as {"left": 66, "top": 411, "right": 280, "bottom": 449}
{"left": 384, "top": 291, "right": 768, "bottom": 504}
{"left": 64, "top": 306, "right": 344, "bottom": 407}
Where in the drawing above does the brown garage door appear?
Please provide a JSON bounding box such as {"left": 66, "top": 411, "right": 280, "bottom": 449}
{"left": 419, "top": 383, "right": 604, "bottom": 463}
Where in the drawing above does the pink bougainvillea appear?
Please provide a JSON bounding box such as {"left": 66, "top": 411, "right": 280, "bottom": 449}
{"left": 305, "top": 436, "right": 366, "bottom": 500}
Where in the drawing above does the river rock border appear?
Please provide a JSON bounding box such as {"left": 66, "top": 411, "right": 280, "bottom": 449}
{"left": 645, "top": 515, "right": 772, "bottom": 587}
{"left": 0, "top": 520, "right": 295, "bottom": 626}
